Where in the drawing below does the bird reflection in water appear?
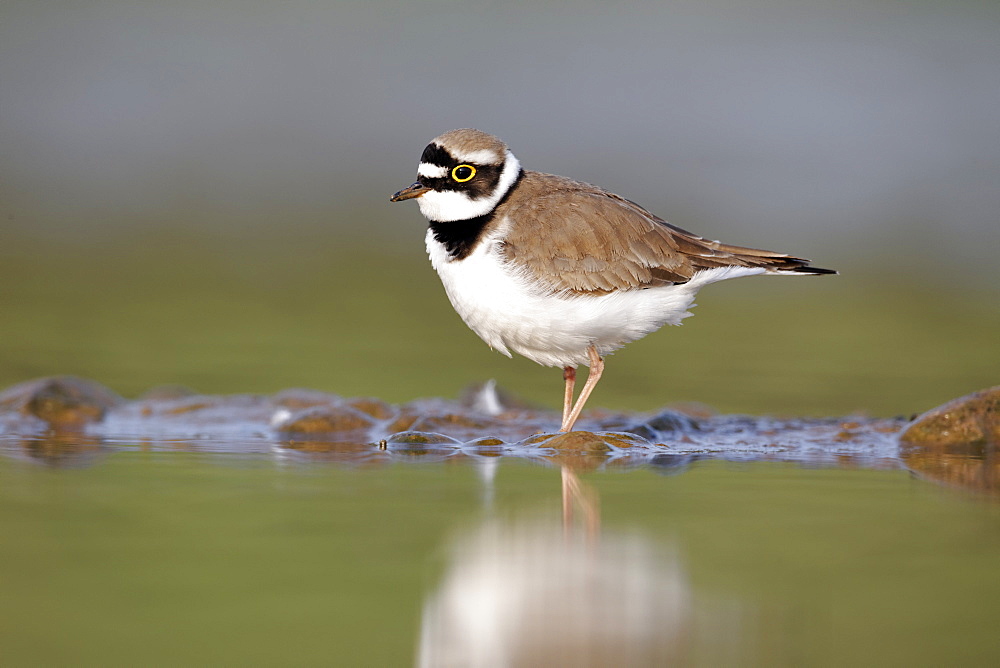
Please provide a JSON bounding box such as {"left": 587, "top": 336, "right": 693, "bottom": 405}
{"left": 418, "top": 467, "right": 691, "bottom": 667}
{"left": 561, "top": 466, "right": 599, "bottom": 538}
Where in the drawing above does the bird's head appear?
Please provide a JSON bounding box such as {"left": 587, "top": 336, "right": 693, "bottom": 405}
{"left": 390, "top": 129, "right": 522, "bottom": 222}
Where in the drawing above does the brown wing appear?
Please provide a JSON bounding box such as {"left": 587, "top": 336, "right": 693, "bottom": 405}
{"left": 501, "top": 174, "right": 819, "bottom": 295}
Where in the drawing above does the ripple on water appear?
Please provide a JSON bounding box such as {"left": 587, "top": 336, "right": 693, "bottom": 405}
{"left": 0, "top": 375, "right": 916, "bottom": 476}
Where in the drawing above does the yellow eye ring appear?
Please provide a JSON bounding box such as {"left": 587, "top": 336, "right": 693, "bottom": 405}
{"left": 451, "top": 164, "right": 476, "bottom": 182}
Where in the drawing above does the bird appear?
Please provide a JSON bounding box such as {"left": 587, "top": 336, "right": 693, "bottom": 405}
{"left": 390, "top": 129, "right": 835, "bottom": 433}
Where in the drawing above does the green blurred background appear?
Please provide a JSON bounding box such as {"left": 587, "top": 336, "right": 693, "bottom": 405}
{"left": 2, "top": 0, "right": 998, "bottom": 417}
{"left": 2, "top": 8, "right": 1000, "bottom": 665}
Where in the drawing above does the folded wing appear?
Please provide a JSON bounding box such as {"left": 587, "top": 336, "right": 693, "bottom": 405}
{"left": 502, "top": 178, "right": 833, "bottom": 295}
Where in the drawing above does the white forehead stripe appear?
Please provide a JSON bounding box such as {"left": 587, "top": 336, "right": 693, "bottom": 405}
{"left": 417, "top": 151, "right": 521, "bottom": 223}
{"left": 452, "top": 148, "right": 503, "bottom": 165}
{"left": 418, "top": 163, "right": 449, "bottom": 179}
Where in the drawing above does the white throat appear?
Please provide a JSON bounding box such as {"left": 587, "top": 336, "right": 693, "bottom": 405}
{"left": 417, "top": 151, "right": 522, "bottom": 222}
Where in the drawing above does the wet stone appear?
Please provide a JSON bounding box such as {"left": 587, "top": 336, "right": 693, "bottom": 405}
{"left": 346, "top": 397, "right": 395, "bottom": 420}
{"left": 899, "top": 386, "right": 1000, "bottom": 494}
{"left": 466, "top": 436, "right": 507, "bottom": 456}
{"left": 645, "top": 410, "right": 699, "bottom": 432}
{"left": 521, "top": 431, "right": 649, "bottom": 452}
{"left": 531, "top": 432, "right": 614, "bottom": 471}
{"left": 116, "top": 393, "right": 277, "bottom": 433}
{"left": 272, "top": 388, "right": 341, "bottom": 410}
{"left": 383, "top": 430, "right": 462, "bottom": 457}
{"left": 530, "top": 431, "right": 614, "bottom": 454}
{"left": 277, "top": 405, "right": 375, "bottom": 435}
{"left": 620, "top": 410, "right": 699, "bottom": 442}
{"left": 384, "top": 430, "right": 462, "bottom": 446}
{"left": 0, "top": 376, "right": 122, "bottom": 428}
{"left": 900, "top": 386, "right": 1000, "bottom": 448}
{"left": 520, "top": 432, "right": 562, "bottom": 447}
{"left": 385, "top": 412, "right": 420, "bottom": 433}
{"left": 409, "top": 413, "right": 505, "bottom": 434}
{"left": 625, "top": 424, "right": 660, "bottom": 442}
{"left": 467, "top": 436, "right": 506, "bottom": 447}
{"left": 600, "top": 432, "right": 651, "bottom": 449}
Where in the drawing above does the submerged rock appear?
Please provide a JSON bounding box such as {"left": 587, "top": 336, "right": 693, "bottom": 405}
{"left": 385, "top": 430, "right": 463, "bottom": 446}
{"left": 0, "top": 376, "right": 122, "bottom": 428}
{"left": 524, "top": 431, "right": 650, "bottom": 452}
{"left": 276, "top": 405, "right": 376, "bottom": 435}
{"left": 522, "top": 431, "right": 612, "bottom": 455}
{"left": 522, "top": 431, "right": 653, "bottom": 470}
{"left": 382, "top": 430, "right": 463, "bottom": 458}
{"left": 465, "top": 436, "right": 506, "bottom": 456}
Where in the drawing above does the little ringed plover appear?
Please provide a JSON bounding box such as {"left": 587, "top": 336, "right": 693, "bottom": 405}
{"left": 391, "top": 129, "right": 835, "bottom": 432}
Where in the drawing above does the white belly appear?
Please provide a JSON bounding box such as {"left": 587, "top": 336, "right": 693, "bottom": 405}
{"left": 426, "top": 229, "right": 765, "bottom": 368}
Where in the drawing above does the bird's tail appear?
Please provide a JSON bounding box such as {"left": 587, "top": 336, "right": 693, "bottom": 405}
{"left": 694, "top": 240, "right": 838, "bottom": 276}
{"left": 658, "top": 220, "right": 837, "bottom": 277}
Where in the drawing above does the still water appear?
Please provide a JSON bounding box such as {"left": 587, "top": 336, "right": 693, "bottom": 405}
{"left": 2, "top": 427, "right": 999, "bottom": 666}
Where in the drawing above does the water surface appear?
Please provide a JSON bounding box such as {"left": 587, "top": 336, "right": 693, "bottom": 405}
{"left": 2, "top": 432, "right": 998, "bottom": 666}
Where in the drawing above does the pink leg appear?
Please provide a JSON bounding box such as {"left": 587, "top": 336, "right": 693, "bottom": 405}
{"left": 559, "top": 345, "right": 605, "bottom": 433}
{"left": 561, "top": 366, "right": 576, "bottom": 432}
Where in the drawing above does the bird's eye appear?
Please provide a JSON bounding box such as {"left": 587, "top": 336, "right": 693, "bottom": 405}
{"left": 451, "top": 164, "right": 476, "bottom": 182}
